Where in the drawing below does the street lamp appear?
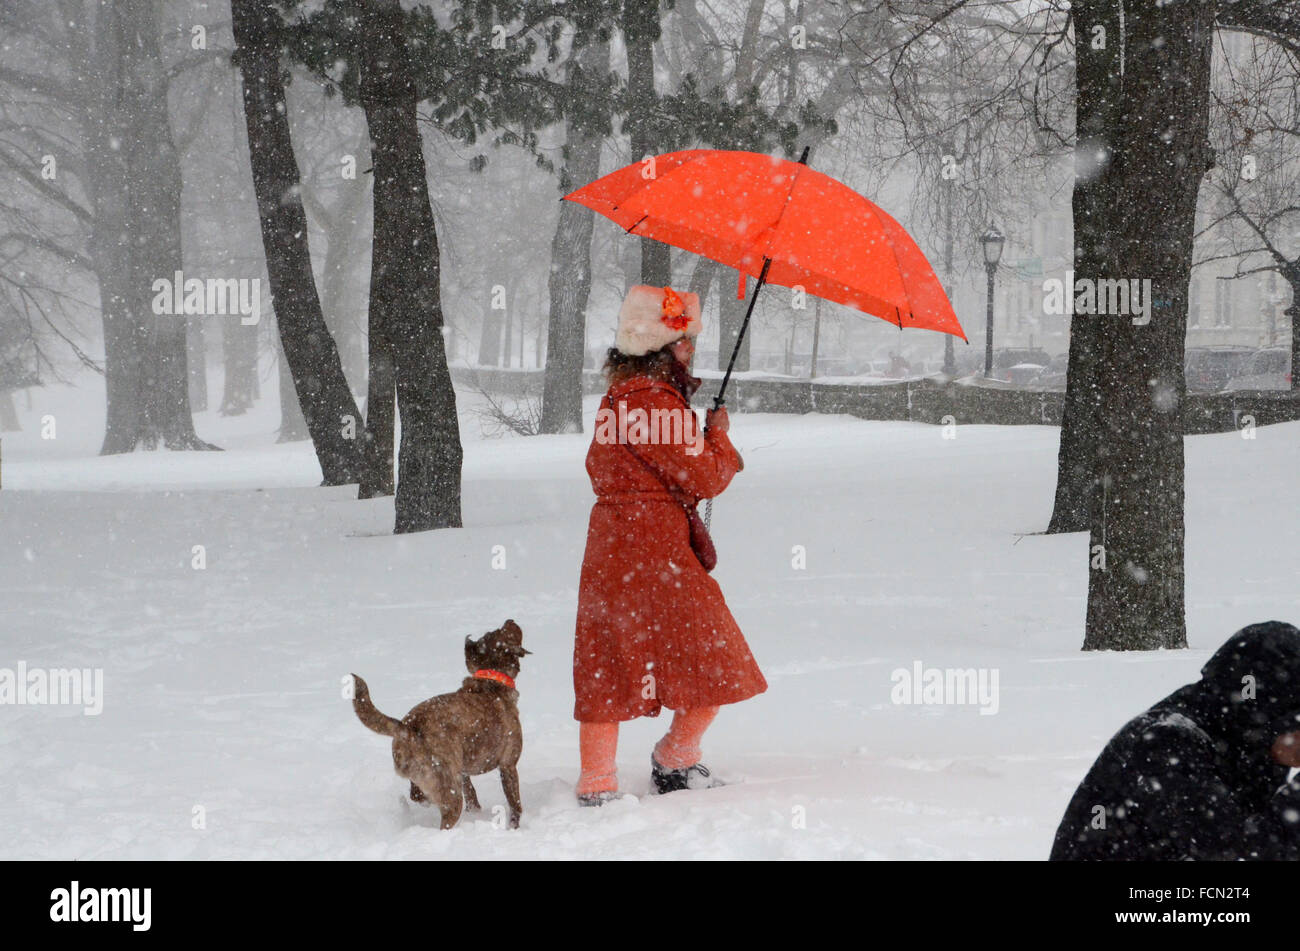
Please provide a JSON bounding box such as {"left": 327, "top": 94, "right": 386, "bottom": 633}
{"left": 981, "top": 225, "right": 1005, "bottom": 377}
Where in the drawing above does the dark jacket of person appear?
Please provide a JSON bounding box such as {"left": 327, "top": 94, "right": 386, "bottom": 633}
{"left": 1051, "top": 621, "right": 1300, "bottom": 860}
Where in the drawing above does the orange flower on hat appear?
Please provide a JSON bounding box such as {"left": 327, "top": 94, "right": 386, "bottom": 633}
{"left": 660, "top": 286, "right": 690, "bottom": 331}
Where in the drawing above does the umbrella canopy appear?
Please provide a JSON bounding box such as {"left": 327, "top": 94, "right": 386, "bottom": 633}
{"left": 563, "top": 148, "right": 966, "bottom": 341}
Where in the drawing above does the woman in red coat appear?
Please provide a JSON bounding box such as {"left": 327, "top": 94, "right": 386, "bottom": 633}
{"left": 573, "top": 284, "right": 767, "bottom": 805}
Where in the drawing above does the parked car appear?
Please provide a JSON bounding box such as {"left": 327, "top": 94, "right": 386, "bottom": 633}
{"left": 1004, "top": 362, "right": 1048, "bottom": 385}
{"left": 1033, "top": 352, "right": 1071, "bottom": 390}
{"left": 1184, "top": 346, "right": 1255, "bottom": 393}
{"left": 1223, "top": 347, "right": 1292, "bottom": 391}
{"left": 986, "top": 348, "right": 1051, "bottom": 383}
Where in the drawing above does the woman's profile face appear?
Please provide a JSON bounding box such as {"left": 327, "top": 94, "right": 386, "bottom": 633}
{"left": 669, "top": 336, "right": 695, "bottom": 366}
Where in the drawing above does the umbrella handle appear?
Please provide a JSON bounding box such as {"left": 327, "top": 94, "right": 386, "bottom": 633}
{"left": 713, "top": 256, "right": 772, "bottom": 410}
{"left": 704, "top": 154, "right": 807, "bottom": 512}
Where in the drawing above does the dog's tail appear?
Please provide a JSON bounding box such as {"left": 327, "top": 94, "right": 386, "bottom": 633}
{"left": 350, "top": 674, "right": 403, "bottom": 737}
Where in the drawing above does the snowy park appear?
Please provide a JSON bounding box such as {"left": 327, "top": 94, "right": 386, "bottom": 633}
{"left": 3, "top": 0, "right": 1300, "bottom": 879}
{"left": 2, "top": 381, "right": 1296, "bottom": 859}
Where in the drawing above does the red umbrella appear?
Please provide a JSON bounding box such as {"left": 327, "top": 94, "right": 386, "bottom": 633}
{"left": 564, "top": 147, "right": 966, "bottom": 407}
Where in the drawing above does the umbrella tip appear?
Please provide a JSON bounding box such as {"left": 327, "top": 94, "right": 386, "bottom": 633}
{"left": 798, "top": 146, "right": 811, "bottom": 165}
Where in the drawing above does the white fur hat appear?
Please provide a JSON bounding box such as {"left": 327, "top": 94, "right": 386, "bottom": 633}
{"left": 614, "top": 284, "right": 702, "bottom": 357}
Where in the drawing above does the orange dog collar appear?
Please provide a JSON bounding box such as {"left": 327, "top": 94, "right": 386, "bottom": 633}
{"left": 474, "top": 669, "right": 516, "bottom": 690}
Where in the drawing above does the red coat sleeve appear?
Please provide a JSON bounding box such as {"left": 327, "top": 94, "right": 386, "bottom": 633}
{"left": 622, "top": 385, "right": 742, "bottom": 501}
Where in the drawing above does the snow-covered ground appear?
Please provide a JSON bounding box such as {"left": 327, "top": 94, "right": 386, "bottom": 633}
{"left": 2, "top": 378, "right": 1297, "bottom": 859}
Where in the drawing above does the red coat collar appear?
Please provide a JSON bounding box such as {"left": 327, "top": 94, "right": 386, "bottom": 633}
{"left": 607, "top": 377, "right": 687, "bottom": 403}
{"left": 473, "top": 669, "right": 516, "bottom": 690}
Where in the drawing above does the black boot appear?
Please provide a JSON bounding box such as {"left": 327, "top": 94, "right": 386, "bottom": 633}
{"left": 651, "top": 754, "right": 724, "bottom": 794}
{"left": 577, "top": 790, "right": 624, "bottom": 807}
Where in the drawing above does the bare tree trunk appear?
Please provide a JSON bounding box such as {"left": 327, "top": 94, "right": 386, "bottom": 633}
{"left": 92, "top": 0, "right": 211, "bottom": 453}
{"left": 231, "top": 0, "right": 365, "bottom": 484}
{"left": 220, "top": 319, "right": 258, "bottom": 415}
{"left": 502, "top": 299, "right": 514, "bottom": 368}
{"left": 319, "top": 170, "right": 371, "bottom": 392}
{"left": 623, "top": 0, "right": 671, "bottom": 286}
{"left": 687, "top": 257, "right": 717, "bottom": 308}
{"left": 717, "top": 268, "right": 752, "bottom": 372}
{"left": 734, "top": 0, "right": 765, "bottom": 90}
{"left": 188, "top": 318, "right": 208, "bottom": 412}
{"left": 85, "top": 25, "right": 140, "bottom": 455}
{"left": 358, "top": 335, "right": 395, "bottom": 497}
{"left": 358, "top": 0, "right": 463, "bottom": 532}
{"left": 445, "top": 322, "right": 459, "bottom": 362}
{"left": 513, "top": 286, "right": 524, "bottom": 368}
{"left": 0, "top": 390, "right": 18, "bottom": 432}
{"left": 693, "top": 0, "right": 770, "bottom": 378}
{"left": 541, "top": 30, "right": 611, "bottom": 435}
{"left": 124, "top": 0, "right": 202, "bottom": 449}
{"left": 1047, "top": 0, "right": 1120, "bottom": 534}
{"left": 1287, "top": 262, "right": 1300, "bottom": 392}
{"left": 478, "top": 310, "right": 503, "bottom": 366}
{"left": 1082, "top": 0, "right": 1213, "bottom": 651}
{"left": 276, "top": 332, "right": 309, "bottom": 442}
{"left": 540, "top": 176, "right": 600, "bottom": 430}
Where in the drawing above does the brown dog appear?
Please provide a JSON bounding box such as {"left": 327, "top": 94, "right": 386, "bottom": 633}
{"left": 351, "top": 620, "right": 530, "bottom": 830}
